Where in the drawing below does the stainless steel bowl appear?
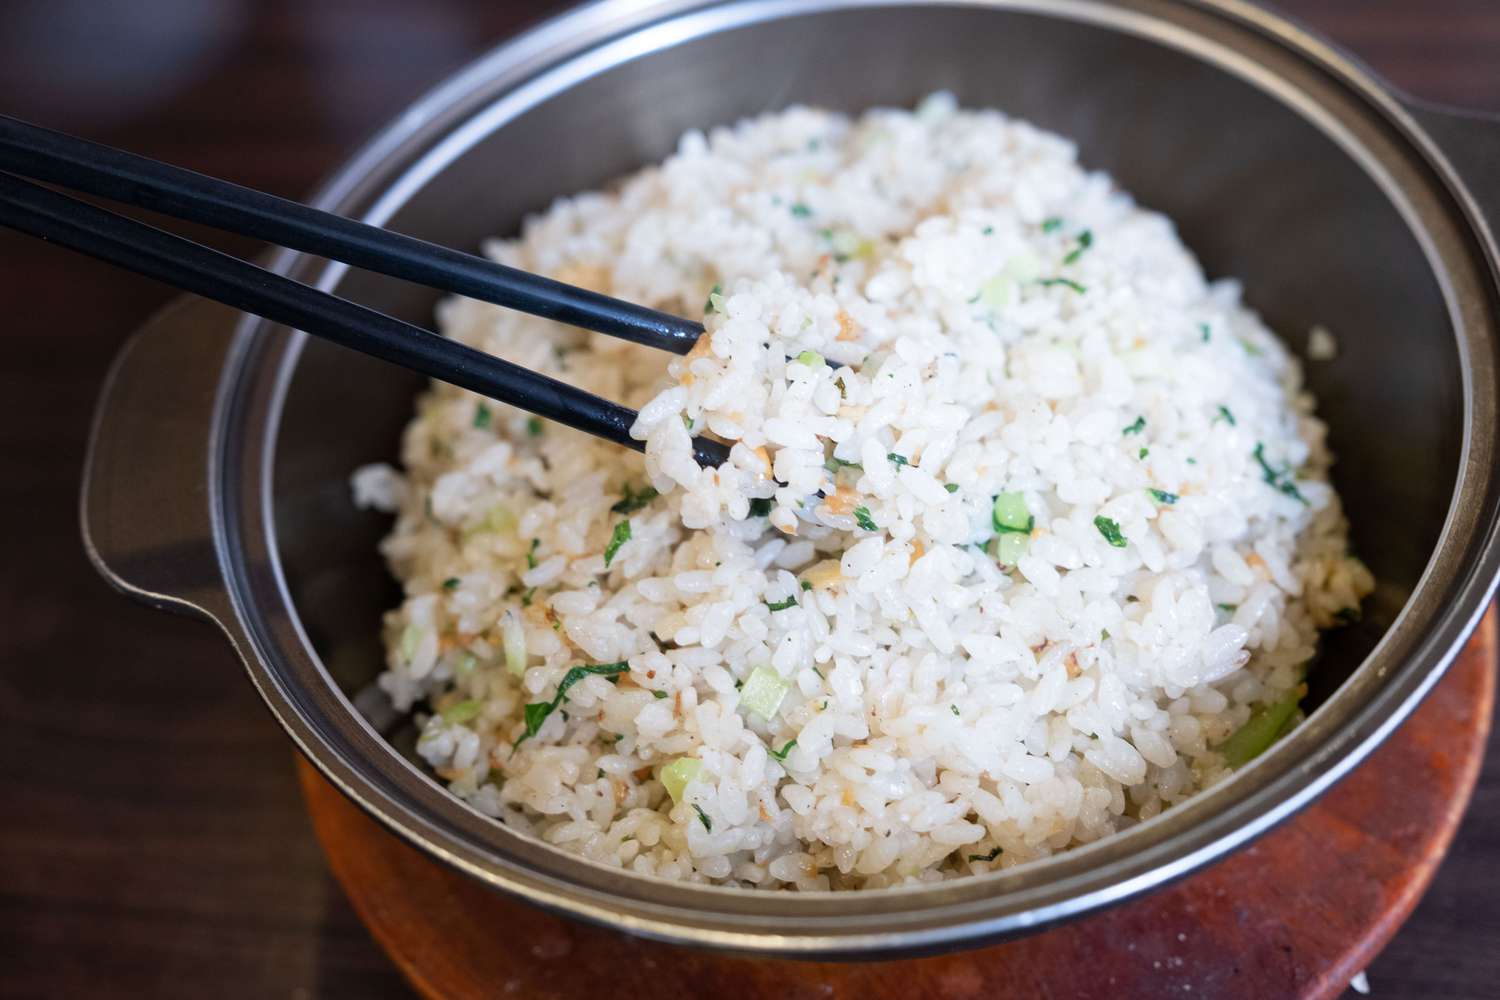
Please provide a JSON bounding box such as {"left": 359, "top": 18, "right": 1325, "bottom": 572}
{"left": 82, "top": 0, "right": 1500, "bottom": 956}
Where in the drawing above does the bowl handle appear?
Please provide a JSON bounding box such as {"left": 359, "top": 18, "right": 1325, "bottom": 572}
{"left": 81, "top": 293, "right": 242, "bottom": 628}
{"left": 1408, "top": 100, "right": 1500, "bottom": 246}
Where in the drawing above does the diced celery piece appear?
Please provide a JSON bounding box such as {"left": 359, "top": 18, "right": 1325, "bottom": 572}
{"left": 660, "top": 757, "right": 702, "bottom": 804}
{"left": 740, "top": 665, "right": 791, "bottom": 720}
{"left": 796, "top": 350, "right": 824, "bottom": 368}
{"left": 978, "top": 274, "right": 1013, "bottom": 310}
{"left": 992, "top": 492, "right": 1032, "bottom": 533}
{"left": 996, "top": 531, "right": 1029, "bottom": 567}
{"left": 502, "top": 612, "right": 527, "bottom": 677}
{"left": 442, "top": 699, "right": 482, "bottom": 725}
{"left": 1219, "top": 688, "right": 1304, "bottom": 767}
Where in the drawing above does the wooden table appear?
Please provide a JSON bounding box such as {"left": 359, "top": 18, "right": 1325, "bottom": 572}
{"left": 0, "top": 2, "right": 1495, "bottom": 997}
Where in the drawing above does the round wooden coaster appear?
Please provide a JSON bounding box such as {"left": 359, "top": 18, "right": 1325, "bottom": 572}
{"left": 300, "top": 609, "right": 1494, "bottom": 1000}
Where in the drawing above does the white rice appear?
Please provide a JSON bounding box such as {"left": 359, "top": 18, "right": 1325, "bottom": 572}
{"left": 354, "top": 95, "right": 1373, "bottom": 890}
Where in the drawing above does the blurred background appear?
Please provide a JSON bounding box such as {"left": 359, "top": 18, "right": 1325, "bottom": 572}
{"left": 0, "top": 1, "right": 1495, "bottom": 996}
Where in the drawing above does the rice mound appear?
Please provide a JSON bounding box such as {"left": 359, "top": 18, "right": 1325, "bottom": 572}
{"left": 353, "top": 95, "right": 1374, "bottom": 890}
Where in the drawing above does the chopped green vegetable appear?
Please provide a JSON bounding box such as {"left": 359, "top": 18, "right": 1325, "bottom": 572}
{"left": 502, "top": 612, "right": 527, "bottom": 677}
{"left": 740, "top": 665, "right": 791, "bottom": 720}
{"left": 967, "top": 846, "right": 1002, "bottom": 863}
{"left": 611, "top": 484, "right": 659, "bottom": 515}
{"left": 1217, "top": 603, "right": 1238, "bottom": 613}
{"left": 442, "top": 577, "right": 461, "bottom": 591}
{"left": 765, "top": 595, "right": 798, "bottom": 612}
{"left": 1038, "top": 277, "right": 1087, "bottom": 293}
{"left": 854, "top": 506, "right": 879, "bottom": 531}
{"left": 769, "top": 739, "right": 798, "bottom": 761}
{"left": 526, "top": 417, "right": 543, "bottom": 437}
{"left": 982, "top": 225, "right": 994, "bottom": 236}
{"left": 526, "top": 538, "right": 539, "bottom": 569}
{"left": 521, "top": 587, "right": 535, "bottom": 607}
{"left": 442, "top": 699, "right": 483, "bottom": 725}
{"left": 660, "top": 757, "right": 702, "bottom": 803}
{"left": 1095, "top": 516, "right": 1128, "bottom": 548}
{"left": 653, "top": 690, "right": 669, "bottom": 700}
{"left": 704, "top": 283, "right": 723, "bottom": 313}
{"left": 1062, "top": 229, "right": 1093, "bottom": 265}
{"left": 996, "top": 531, "right": 1029, "bottom": 567}
{"left": 887, "top": 452, "right": 909, "bottom": 467}
{"left": 795, "top": 349, "right": 824, "bottom": 367}
{"left": 992, "top": 492, "right": 1033, "bottom": 534}
{"left": 1215, "top": 405, "right": 1236, "bottom": 427}
{"left": 473, "top": 403, "right": 492, "bottom": 429}
{"left": 1139, "top": 447, "right": 1150, "bottom": 459}
{"left": 950, "top": 704, "right": 960, "bottom": 717}
{"left": 1252, "top": 443, "right": 1309, "bottom": 505}
{"left": 1238, "top": 337, "right": 1264, "bottom": 357}
{"left": 790, "top": 202, "right": 812, "bottom": 218}
{"left": 692, "top": 804, "right": 713, "bottom": 831}
{"left": 1123, "top": 416, "right": 1146, "bottom": 436}
{"left": 603, "top": 521, "right": 632, "bottom": 567}
{"left": 399, "top": 625, "right": 421, "bottom": 664}
{"left": 1219, "top": 687, "right": 1304, "bottom": 767}
{"left": 748, "top": 497, "right": 774, "bottom": 517}
{"left": 1041, "top": 217, "right": 1063, "bottom": 233}
{"left": 944, "top": 483, "right": 960, "bottom": 493}
{"left": 513, "top": 661, "right": 630, "bottom": 747}
{"left": 1199, "top": 322, "right": 1211, "bottom": 343}
{"left": 1149, "top": 489, "right": 1179, "bottom": 505}
{"left": 825, "top": 456, "right": 862, "bottom": 473}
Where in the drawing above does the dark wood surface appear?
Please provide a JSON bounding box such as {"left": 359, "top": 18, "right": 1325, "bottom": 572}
{"left": 0, "top": 1, "right": 1496, "bottom": 997}
{"left": 304, "top": 612, "right": 1494, "bottom": 1000}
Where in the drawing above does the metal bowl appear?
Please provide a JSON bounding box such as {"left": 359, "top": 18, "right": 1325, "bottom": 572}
{"left": 82, "top": 0, "right": 1500, "bottom": 956}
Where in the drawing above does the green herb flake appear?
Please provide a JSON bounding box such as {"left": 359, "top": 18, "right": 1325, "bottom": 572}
{"left": 967, "top": 847, "right": 1003, "bottom": 863}
{"left": 603, "top": 520, "right": 632, "bottom": 568}
{"left": 1139, "top": 447, "right": 1150, "bottom": 459}
{"left": 854, "top": 506, "right": 879, "bottom": 531}
{"left": 611, "top": 484, "right": 660, "bottom": 515}
{"left": 1062, "top": 229, "right": 1093, "bottom": 265}
{"left": 703, "top": 283, "right": 723, "bottom": 314}
{"left": 1252, "top": 443, "right": 1309, "bottom": 506}
{"left": 944, "top": 483, "right": 960, "bottom": 493}
{"left": 1037, "top": 277, "right": 1087, "bottom": 293}
{"left": 1094, "top": 515, "right": 1128, "bottom": 548}
{"left": 795, "top": 349, "right": 824, "bottom": 368}
{"left": 748, "top": 497, "right": 774, "bottom": 517}
{"left": 1041, "top": 217, "right": 1063, "bottom": 233}
{"left": 1215, "top": 405, "right": 1236, "bottom": 427}
{"left": 1217, "top": 603, "right": 1238, "bottom": 613}
{"left": 1148, "top": 489, "right": 1179, "bottom": 505}
{"left": 653, "top": 690, "right": 669, "bottom": 700}
{"left": 769, "top": 739, "right": 798, "bottom": 761}
{"left": 1122, "top": 415, "right": 1146, "bottom": 436}
{"left": 473, "top": 403, "right": 492, "bottom": 429}
{"left": 521, "top": 587, "right": 536, "bottom": 607}
{"left": 513, "top": 661, "right": 630, "bottom": 747}
{"left": 950, "top": 704, "right": 960, "bottom": 717}
{"left": 526, "top": 417, "right": 543, "bottom": 437}
{"left": 982, "top": 225, "right": 995, "bottom": 236}
{"left": 692, "top": 804, "right": 713, "bottom": 831}
{"left": 1239, "top": 337, "right": 1264, "bottom": 357}
{"left": 800, "top": 580, "right": 813, "bottom": 591}
{"left": 1199, "top": 322, "right": 1212, "bottom": 343}
{"left": 442, "top": 577, "right": 461, "bottom": 591}
{"left": 887, "top": 453, "right": 909, "bottom": 467}
{"left": 790, "top": 202, "right": 812, "bottom": 218}
{"left": 766, "top": 595, "right": 798, "bottom": 612}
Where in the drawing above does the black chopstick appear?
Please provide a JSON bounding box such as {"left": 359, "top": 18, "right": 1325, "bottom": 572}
{"left": 0, "top": 171, "right": 731, "bottom": 468}
{"left": 0, "top": 115, "right": 706, "bottom": 355}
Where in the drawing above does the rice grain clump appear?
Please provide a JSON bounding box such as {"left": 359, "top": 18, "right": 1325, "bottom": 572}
{"left": 355, "top": 95, "right": 1373, "bottom": 890}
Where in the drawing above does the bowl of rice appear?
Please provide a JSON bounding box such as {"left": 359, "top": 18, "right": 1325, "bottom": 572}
{"left": 84, "top": 0, "right": 1500, "bottom": 955}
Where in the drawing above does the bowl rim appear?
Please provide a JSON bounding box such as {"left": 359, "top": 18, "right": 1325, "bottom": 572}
{"left": 201, "top": 0, "right": 1500, "bottom": 955}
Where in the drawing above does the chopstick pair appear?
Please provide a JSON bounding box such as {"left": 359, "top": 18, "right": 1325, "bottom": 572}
{"left": 0, "top": 116, "right": 730, "bottom": 467}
